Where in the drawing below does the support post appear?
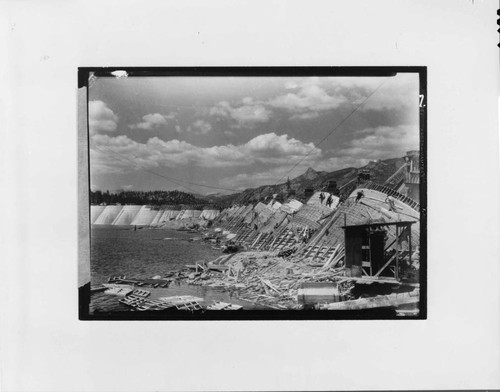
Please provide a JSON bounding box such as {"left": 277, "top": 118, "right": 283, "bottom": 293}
{"left": 395, "top": 225, "right": 400, "bottom": 280}
{"left": 408, "top": 223, "right": 412, "bottom": 267}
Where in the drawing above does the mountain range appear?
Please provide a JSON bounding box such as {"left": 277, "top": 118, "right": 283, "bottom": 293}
{"left": 198, "top": 156, "right": 407, "bottom": 205}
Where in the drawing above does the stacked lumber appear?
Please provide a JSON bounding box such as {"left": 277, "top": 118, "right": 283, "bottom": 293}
{"left": 317, "top": 289, "right": 419, "bottom": 310}
{"left": 207, "top": 301, "right": 243, "bottom": 310}
{"left": 178, "top": 250, "right": 349, "bottom": 309}
{"left": 119, "top": 295, "right": 204, "bottom": 311}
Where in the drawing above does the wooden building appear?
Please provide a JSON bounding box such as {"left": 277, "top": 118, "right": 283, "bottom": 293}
{"left": 342, "top": 220, "right": 416, "bottom": 280}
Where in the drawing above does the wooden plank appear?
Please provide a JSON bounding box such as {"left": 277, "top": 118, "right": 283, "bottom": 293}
{"left": 269, "top": 227, "right": 285, "bottom": 249}
{"left": 275, "top": 232, "right": 289, "bottom": 249}
{"left": 331, "top": 247, "right": 345, "bottom": 269}
{"left": 303, "top": 243, "right": 316, "bottom": 258}
{"left": 321, "top": 245, "right": 339, "bottom": 269}
{"left": 321, "top": 243, "right": 335, "bottom": 260}
{"left": 251, "top": 233, "right": 262, "bottom": 248}
{"left": 311, "top": 239, "right": 325, "bottom": 259}
{"left": 259, "top": 277, "right": 281, "bottom": 294}
{"left": 319, "top": 291, "right": 419, "bottom": 310}
{"left": 395, "top": 225, "right": 399, "bottom": 280}
{"left": 374, "top": 253, "right": 396, "bottom": 277}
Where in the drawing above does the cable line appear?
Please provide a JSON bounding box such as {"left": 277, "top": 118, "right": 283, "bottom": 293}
{"left": 273, "top": 77, "right": 389, "bottom": 186}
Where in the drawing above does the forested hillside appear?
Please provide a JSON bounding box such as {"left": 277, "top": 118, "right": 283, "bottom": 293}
{"left": 90, "top": 190, "right": 203, "bottom": 206}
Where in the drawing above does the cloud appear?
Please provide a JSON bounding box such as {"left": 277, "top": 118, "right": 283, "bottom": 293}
{"left": 219, "top": 167, "right": 291, "bottom": 190}
{"left": 209, "top": 99, "right": 272, "bottom": 127}
{"left": 129, "top": 113, "right": 175, "bottom": 130}
{"left": 187, "top": 120, "right": 212, "bottom": 135}
{"left": 284, "top": 81, "right": 299, "bottom": 89}
{"left": 206, "top": 74, "right": 417, "bottom": 128}
{"left": 290, "top": 111, "right": 320, "bottom": 120}
{"left": 90, "top": 134, "right": 248, "bottom": 174}
{"left": 270, "top": 85, "right": 346, "bottom": 111}
{"left": 90, "top": 132, "right": 321, "bottom": 174}
{"left": 338, "top": 125, "right": 419, "bottom": 160}
{"left": 327, "top": 73, "right": 419, "bottom": 112}
{"left": 244, "top": 132, "right": 320, "bottom": 163}
{"left": 270, "top": 74, "right": 418, "bottom": 120}
{"left": 314, "top": 156, "right": 370, "bottom": 172}
{"left": 89, "top": 100, "right": 118, "bottom": 134}
{"left": 219, "top": 158, "right": 319, "bottom": 190}
{"left": 208, "top": 101, "right": 231, "bottom": 117}
{"left": 361, "top": 81, "right": 418, "bottom": 112}
{"left": 268, "top": 80, "right": 347, "bottom": 119}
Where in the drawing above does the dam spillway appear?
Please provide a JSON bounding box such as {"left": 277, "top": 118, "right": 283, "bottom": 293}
{"left": 90, "top": 205, "right": 106, "bottom": 224}
{"left": 93, "top": 205, "right": 123, "bottom": 225}
{"left": 130, "top": 206, "right": 161, "bottom": 226}
{"left": 91, "top": 205, "right": 221, "bottom": 226}
{"left": 112, "top": 205, "right": 143, "bottom": 226}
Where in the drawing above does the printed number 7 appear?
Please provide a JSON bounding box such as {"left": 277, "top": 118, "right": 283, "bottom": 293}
{"left": 419, "top": 94, "right": 425, "bottom": 107}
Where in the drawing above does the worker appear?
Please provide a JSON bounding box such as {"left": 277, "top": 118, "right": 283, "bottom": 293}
{"left": 326, "top": 195, "right": 333, "bottom": 207}
{"left": 319, "top": 192, "right": 325, "bottom": 204}
{"left": 355, "top": 190, "right": 364, "bottom": 203}
{"left": 385, "top": 196, "right": 397, "bottom": 212}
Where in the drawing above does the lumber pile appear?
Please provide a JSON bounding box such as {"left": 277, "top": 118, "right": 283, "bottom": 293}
{"left": 207, "top": 301, "right": 243, "bottom": 310}
{"left": 175, "top": 250, "right": 350, "bottom": 309}
{"left": 316, "top": 289, "right": 420, "bottom": 310}
{"left": 119, "top": 295, "right": 204, "bottom": 311}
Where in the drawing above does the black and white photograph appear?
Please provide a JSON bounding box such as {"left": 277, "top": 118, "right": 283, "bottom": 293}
{"left": 80, "top": 67, "right": 426, "bottom": 319}
{"left": 3, "top": 1, "right": 499, "bottom": 390}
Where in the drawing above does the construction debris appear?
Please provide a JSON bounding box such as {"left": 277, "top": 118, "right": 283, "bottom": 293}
{"left": 316, "top": 289, "right": 419, "bottom": 310}
{"left": 103, "top": 284, "right": 134, "bottom": 296}
{"left": 207, "top": 301, "right": 243, "bottom": 310}
{"left": 131, "top": 289, "right": 150, "bottom": 298}
{"left": 119, "top": 295, "right": 204, "bottom": 311}
{"left": 173, "top": 250, "right": 352, "bottom": 309}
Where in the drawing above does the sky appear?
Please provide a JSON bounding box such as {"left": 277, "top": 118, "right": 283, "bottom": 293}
{"left": 88, "top": 73, "right": 420, "bottom": 194}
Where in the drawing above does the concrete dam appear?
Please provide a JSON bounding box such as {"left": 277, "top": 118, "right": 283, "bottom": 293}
{"left": 91, "top": 205, "right": 221, "bottom": 226}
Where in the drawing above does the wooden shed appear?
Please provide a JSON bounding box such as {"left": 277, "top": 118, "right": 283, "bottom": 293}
{"left": 342, "top": 221, "right": 416, "bottom": 280}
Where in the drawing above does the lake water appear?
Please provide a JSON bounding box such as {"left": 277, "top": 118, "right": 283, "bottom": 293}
{"left": 89, "top": 226, "right": 259, "bottom": 312}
